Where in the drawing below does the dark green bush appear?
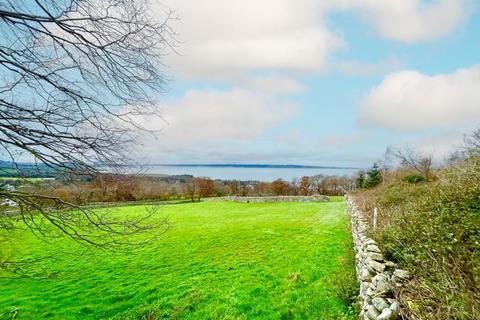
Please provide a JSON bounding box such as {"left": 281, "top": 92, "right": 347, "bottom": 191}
{"left": 403, "top": 174, "right": 426, "bottom": 184}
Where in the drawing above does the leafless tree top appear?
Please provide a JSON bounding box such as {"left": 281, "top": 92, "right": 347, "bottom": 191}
{"left": 0, "top": 0, "right": 176, "bottom": 251}
{"left": 0, "top": 0, "right": 176, "bottom": 174}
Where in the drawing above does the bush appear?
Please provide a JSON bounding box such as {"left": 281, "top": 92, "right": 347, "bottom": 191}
{"left": 353, "top": 157, "right": 480, "bottom": 320}
{"left": 403, "top": 174, "right": 426, "bottom": 184}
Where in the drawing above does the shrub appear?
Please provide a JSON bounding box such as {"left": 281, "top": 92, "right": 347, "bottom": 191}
{"left": 353, "top": 156, "right": 480, "bottom": 320}
{"left": 403, "top": 174, "right": 426, "bottom": 184}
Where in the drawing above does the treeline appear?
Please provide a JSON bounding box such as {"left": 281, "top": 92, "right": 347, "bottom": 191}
{"left": 18, "top": 174, "right": 354, "bottom": 205}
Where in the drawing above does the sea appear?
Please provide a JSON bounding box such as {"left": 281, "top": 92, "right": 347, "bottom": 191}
{"left": 133, "top": 165, "right": 360, "bottom": 182}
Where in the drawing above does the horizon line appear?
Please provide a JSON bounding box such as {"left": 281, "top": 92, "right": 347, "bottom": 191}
{"left": 138, "top": 163, "right": 362, "bottom": 170}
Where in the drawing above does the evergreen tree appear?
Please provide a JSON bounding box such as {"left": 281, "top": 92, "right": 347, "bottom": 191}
{"left": 365, "top": 163, "right": 382, "bottom": 188}
{"left": 355, "top": 170, "right": 366, "bottom": 189}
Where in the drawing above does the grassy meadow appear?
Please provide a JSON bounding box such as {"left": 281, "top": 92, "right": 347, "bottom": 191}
{"left": 0, "top": 199, "right": 357, "bottom": 320}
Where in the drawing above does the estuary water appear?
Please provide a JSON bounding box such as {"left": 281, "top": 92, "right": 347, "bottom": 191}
{"left": 137, "top": 165, "right": 359, "bottom": 182}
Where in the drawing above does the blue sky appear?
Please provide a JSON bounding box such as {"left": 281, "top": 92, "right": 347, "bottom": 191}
{"left": 137, "top": 0, "right": 480, "bottom": 167}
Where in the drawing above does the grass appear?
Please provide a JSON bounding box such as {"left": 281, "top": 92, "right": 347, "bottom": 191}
{"left": 0, "top": 199, "right": 357, "bottom": 320}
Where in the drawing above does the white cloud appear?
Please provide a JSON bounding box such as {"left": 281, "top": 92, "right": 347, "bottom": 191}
{"left": 136, "top": 88, "right": 297, "bottom": 157}
{"left": 156, "top": 0, "right": 471, "bottom": 82}
{"left": 359, "top": 65, "right": 480, "bottom": 130}
{"left": 158, "top": 0, "right": 344, "bottom": 79}
{"left": 330, "top": 0, "right": 470, "bottom": 43}
{"left": 240, "top": 75, "right": 305, "bottom": 95}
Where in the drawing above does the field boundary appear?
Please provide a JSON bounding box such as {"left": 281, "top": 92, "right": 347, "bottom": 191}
{"left": 205, "top": 195, "right": 330, "bottom": 203}
{"left": 346, "top": 196, "right": 410, "bottom": 320}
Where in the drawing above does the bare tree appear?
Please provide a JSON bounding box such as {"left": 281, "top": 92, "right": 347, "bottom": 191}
{"left": 183, "top": 178, "right": 197, "bottom": 202}
{"left": 290, "top": 177, "right": 300, "bottom": 196}
{"left": 311, "top": 174, "right": 353, "bottom": 195}
{"left": 465, "top": 128, "right": 480, "bottom": 156}
{"left": 311, "top": 175, "right": 325, "bottom": 194}
{"left": 0, "top": 0, "right": 175, "bottom": 248}
{"left": 379, "top": 146, "right": 393, "bottom": 185}
{"left": 254, "top": 182, "right": 270, "bottom": 196}
{"left": 299, "top": 176, "right": 311, "bottom": 196}
{"left": 393, "top": 147, "right": 435, "bottom": 181}
{"left": 227, "top": 181, "right": 240, "bottom": 195}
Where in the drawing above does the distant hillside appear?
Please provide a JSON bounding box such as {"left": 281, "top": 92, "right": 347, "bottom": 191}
{"left": 0, "top": 161, "right": 56, "bottom": 178}
{"left": 144, "top": 163, "right": 362, "bottom": 170}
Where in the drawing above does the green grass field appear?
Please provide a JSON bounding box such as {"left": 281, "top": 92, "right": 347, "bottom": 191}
{"left": 0, "top": 200, "right": 356, "bottom": 320}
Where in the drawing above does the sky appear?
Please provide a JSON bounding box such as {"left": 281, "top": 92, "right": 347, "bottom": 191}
{"left": 136, "top": 0, "right": 480, "bottom": 167}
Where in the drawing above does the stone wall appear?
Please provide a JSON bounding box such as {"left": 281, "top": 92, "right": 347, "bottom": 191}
{"left": 208, "top": 195, "right": 330, "bottom": 203}
{"left": 346, "top": 196, "right": 410, "bottom": 320}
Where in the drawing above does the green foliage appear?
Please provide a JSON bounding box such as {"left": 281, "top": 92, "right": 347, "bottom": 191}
{"left": 354, "top": 171, "right": 366, "bottom": 189}
{"left": 354, "top": 157, "right": 480, "bottom": 320}
{"left": 364, "top": 163, "right": 382, "bottom": 188}
{"left": 403, "top": 174, "right": 426, "bottom": 184}
{"left": 0, "top": 201, "right": 357, "bottom": 320}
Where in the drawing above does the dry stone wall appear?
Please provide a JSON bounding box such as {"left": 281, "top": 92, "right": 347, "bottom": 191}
{"left": 346, "top": 196, "right": 410, "bottom": 320}
{"left": 211, "top": 195, "right": 330, "bottom": 203}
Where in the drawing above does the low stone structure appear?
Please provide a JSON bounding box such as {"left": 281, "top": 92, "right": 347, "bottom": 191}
{"left": 209, "top": 195, "right": 330, "bottom": 203}
{"left": 346, "top": 196, "right": 410, "bottom": 320}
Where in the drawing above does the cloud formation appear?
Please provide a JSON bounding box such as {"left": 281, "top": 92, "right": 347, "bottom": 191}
{"left": 136, "top": 88, "right": 297, "bottom": 158}
{"left": 143, "top": 1, "right": 475, "bottom": 165}
{"left": 340, "top": 0, "right": 469, "bottom": 43}
{"left": 158, "top": 0, "right": 470, "bottom": 81}
{"left": 359, "top": 65, "right": 480, "bottom": 130}
{"left": 161, "top": 0, "right": 343, "bottom": 80}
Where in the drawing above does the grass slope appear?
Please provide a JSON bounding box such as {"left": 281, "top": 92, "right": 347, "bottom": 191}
{"left": 0, "top": 200, "right": 356, "bottom": 320}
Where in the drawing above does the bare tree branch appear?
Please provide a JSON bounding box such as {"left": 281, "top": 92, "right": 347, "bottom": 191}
{"left": 0, "top": 0, "right": 176, "bottom": 250}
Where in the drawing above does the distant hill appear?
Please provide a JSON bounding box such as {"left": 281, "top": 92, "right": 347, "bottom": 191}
{"left": 0, "top": 161, "right": 56, "bottom": 178}
{"left": 145, "top": 163, "right": 361, "bottom": 170}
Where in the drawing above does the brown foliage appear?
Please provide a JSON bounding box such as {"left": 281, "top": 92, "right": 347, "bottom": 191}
{"left": 299, "top": 176, "right": 312, "bottom": 195}
{"left": 196, "top": 178, "right": 215, "bottom": 198}
{"left": 271, "top": 179, "right": 289, "bottom": 196}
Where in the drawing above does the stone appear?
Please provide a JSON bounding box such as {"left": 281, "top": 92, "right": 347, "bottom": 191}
{"left": 366, "top": 287, "right": 375, "bottom": 296}
{"left": 366, "top": 305, "right": 379, "bottom": 319}
{"left": 346, "top": 198, "right": 402, "bottom": 319}
{"left": 372, "top": 297, "right": 389, "bottom": 312}
{"left": 366, "top": 244, "right": 381, "bottom": 253}
{"left": 377, "top": 308, "right": 393, "bottom": 320}
{"left": 372, "top": 274, "right": 391, "bottom": 293}
{"left": 375, "top": 279, "right": 391, "bottom": 294}
{"left": 390, "top": 300, "right": 399, "bottom": 316}
{"left": 368, "top": 260, "right": 385, "bottom": 273}
{"left": 369, "top": 253, "right": 384, "bottom": 261}
{"left": 360, "top": 268, "right": 373, "bottom": 281}
{"left": 393, "top": 269, "right": 410, "bottom": 280}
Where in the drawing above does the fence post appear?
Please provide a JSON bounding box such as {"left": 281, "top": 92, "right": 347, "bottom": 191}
{"left": 373, "top": 207, "right": 378, "bottom": 230}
